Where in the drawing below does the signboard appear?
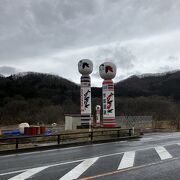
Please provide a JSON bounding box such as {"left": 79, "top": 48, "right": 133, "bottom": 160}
{"left": 81, "top": 87, "right": 91, "bottom": 114}
{"left": 102, "top": 84, "right": 115, "bottom": 119}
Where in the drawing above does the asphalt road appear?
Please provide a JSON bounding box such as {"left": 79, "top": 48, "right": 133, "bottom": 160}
{"left": 1, "top": 132, "right": 180, "bottom": 179}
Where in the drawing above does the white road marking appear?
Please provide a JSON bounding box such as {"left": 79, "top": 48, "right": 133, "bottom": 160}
{"left": 155, "top": 146, "right": 172, "bottom": 160}
{"left": 118, "top": 151, "right": 135, "bottom": 169}
{"left": 8, "top": 166, "right": 49, "bottom": 180}
{"left": 59, "top": 157, "right": 99, "bottom": 180}
{"left": 2, "top": 141, "right": 180, "bottom": 177}
{"left": 0, "top": 159, "right": 84, "bottom": 177}
{"left": 0, "top": 169, "right": 27, "bottom": 176}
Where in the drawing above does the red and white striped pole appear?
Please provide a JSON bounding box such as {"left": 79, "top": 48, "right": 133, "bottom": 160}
{"left": 96, "top": 105, "right": 101, "bottom": 127}
{"left": 99, "top": 62, "right": 116, "bottom": 127}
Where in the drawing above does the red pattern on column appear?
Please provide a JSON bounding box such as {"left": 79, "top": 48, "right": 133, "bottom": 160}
{"left": 102, "top": 80, "right": 116, "bottom": 127}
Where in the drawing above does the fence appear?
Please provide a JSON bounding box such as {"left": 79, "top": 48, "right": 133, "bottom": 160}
{"left": 0, "top": 128, "right": 134, "bottom": 150}
{"left": 116, "top": 116, "right": 153, "bottom": 129}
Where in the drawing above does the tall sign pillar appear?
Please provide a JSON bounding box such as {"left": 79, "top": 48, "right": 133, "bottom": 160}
{"left": 78, "top": 59, "right": 93, "bottom": 127}
{"left": 99, "top": 62, "right": 117, "bottom": 127}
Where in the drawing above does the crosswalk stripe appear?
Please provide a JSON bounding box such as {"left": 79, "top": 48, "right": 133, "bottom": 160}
{"left": 59, "top": 157, "right": 99, "bottom": 180}
{"left": 8, "top": 166, "right": 49, "bottom": 180}
{"left": 118, "top": 151, "right": 135, "bottom": 170}
{"left": 155, "top": 146, "right": 172, "bottom": 160}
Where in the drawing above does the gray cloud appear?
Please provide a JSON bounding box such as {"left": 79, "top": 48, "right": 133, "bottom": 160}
{"left": 94, "top": 45, "right": 135, "bottom": 70}
{"left": 158, "top": 65, "right": 172, "bottom": 72}
{"left": 168, "top": 56, "right": 178, "bottom": 62}
{"left": 0, "top": 0, "right": 180, "bottom": 86}
{"left": 0, "top": 0, "right": 99, "bottom": 62}
{"left": 92, "top": 71, "right": 100, "bottom": 78}
{"left": 1, "top": 0, "right": 180, "bottom": 62}
{"left": 0, "top": 66, "right": 18, "bottom": 76}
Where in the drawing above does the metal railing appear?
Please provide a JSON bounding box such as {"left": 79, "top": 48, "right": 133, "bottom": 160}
{"left": 0, "top": 128, "right": 133, "bottom": 150}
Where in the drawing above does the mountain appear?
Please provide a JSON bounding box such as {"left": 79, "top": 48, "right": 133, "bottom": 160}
{"left": 0, "top": 74, "right": 4, "bottom": 78}
{"left": 115, "top": 70, "right": 180, "bottom": 100}
{"left": 0, "top": 72, "right": 79, "bottom": 101}
{"left": 0, "top": 72, "right": 80, "bottom": 125}
{"left": 0, "top": 70, "right": 180, "bottom": 125}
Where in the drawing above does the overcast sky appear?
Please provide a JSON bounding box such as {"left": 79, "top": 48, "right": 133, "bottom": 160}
{"left": 0, "top": 0, "right": 180, "bottom": 87}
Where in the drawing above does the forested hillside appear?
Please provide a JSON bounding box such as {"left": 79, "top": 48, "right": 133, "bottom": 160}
{"left": 0, "top": 71, "right": 180, "bottom": 125}
{"left": 0, "top": 72, "right": 80, "bottom": 125}
{"left": 115, "top": 71, "right": 180, "bottom": 100}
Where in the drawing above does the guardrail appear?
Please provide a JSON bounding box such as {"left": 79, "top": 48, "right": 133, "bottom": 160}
{"left": 0, "top": 128, "right": 133, "bottom": 150}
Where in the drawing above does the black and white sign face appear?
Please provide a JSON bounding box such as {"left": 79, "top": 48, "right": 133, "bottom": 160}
{"left": 81, "top": 87, "right": 91, "bottom": 114}
{"left": 99, "top": 62, "right": 116, "bottom": 80}
{"left": 78, "top": 59, "right": 93, "bottom": 75}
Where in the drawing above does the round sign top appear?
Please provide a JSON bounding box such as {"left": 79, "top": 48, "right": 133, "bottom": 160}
{"left": 99, "top": 62, "right": 116, "bottom": 79}
{"left": 78, "top": 59, "right": 93, "bottom": 75}
{"left": 96, "top": 105, "right": 101, "bottom": 110}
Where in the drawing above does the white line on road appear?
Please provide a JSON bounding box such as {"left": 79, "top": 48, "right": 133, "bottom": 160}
{"left": 59, "top": 157, "right": 99, "bottom": 180}
{"left": 118, "top": 151, "right": 135, "bottom": 169}
{"left": 8, "top": 166, "right": 49, "bottom": 180}
{"left": 0, "top": 169, "right": 27, "bottom": 176}
{"left": 2, "top": 141, "right": 179, "bottom": 177}
{"left": 0, "top": 159, "right": 84, "bottom": 177}
{"left": 155, "top": 146, "right": 172, "bottom": 160}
